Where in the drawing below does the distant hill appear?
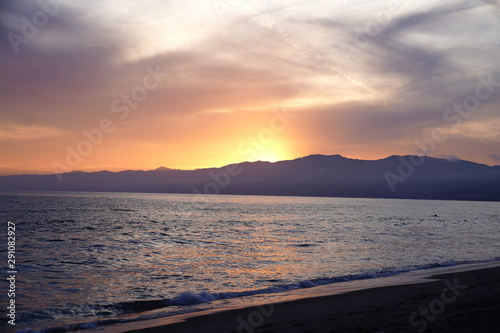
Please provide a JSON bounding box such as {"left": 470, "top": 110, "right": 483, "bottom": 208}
{"left": 1, "top": 154, "right": 500, "bottom": 201}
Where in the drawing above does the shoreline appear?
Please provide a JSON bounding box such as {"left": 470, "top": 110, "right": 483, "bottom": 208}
{"left": 95, "top": 261, "right": 500, "bottom": 333}
{"left": 2, "top": 190, "right": 500, "bottom": 203}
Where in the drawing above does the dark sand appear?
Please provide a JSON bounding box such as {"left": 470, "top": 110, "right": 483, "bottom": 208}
{"left": 124, "top": 265, "right": 500, "bottom": 333}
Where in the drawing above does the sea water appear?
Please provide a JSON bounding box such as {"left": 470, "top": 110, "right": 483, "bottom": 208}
{"left": 0, "top": 192, "right": 498, "bottom": 331}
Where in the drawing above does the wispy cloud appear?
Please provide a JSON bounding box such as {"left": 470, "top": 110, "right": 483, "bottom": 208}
{"left": 487, "top": 153, "right": 500, "bottom": 161}
{"left": 0, "top": 0, "right": 499, "bottom": 173}
{"left": 0, "top": 123, "right": 64, "bottom": 140}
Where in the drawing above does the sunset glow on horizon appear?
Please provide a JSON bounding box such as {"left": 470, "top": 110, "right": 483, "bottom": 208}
{"left": 1, "top": 0, "right": 500, "bottom": 176}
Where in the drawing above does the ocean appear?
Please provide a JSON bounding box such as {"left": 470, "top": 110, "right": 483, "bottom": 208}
{"left": 0, "top": 192, "right": 499, "bottom": 332}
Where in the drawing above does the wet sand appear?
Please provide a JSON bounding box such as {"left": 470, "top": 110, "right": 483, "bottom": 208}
{"left": 122, "top": 264, "right": 500, "bottom": 333}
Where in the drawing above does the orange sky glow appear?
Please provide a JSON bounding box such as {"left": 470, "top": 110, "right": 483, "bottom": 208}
{"left": 1, "top": 0, "right": 500, "bottom": 176}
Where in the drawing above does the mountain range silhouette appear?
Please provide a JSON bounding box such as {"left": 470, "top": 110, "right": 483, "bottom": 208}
{"left": 1, "top": 154, "right": 499, "bottom": 201}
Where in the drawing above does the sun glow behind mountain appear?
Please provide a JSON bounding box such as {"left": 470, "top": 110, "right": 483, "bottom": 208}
{"left": 0, "top": 0, "right": 500, "bottom": 176}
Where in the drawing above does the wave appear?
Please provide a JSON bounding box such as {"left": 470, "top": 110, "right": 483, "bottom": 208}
{"left": 16, "top": 258, "right": 500, "bottom": 333}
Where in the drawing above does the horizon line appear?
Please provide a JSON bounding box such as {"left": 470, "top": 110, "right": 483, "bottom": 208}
{"left": 2, "top": 153, "right": 498, "bottom": 178}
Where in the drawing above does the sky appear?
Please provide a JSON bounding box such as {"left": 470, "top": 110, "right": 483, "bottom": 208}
{"left": 0, "top": 0, "right": 499, "bottom": 175}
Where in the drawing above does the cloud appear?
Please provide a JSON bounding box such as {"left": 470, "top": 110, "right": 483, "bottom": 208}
{"left": 0, "top": 0, "right": 499, "bottom": 172}
{"left": 487, "top": 153, "right": 500, "bottom": 161}
{"left": 303, "top": 1, "right": 499, "bottom": 99}
{"left": 0, "top": 1, "right": 132, "bottom": 129}
{"left": 435, "top": 153, "right": 461, "bottom": 160}
{"left": 0, "top": 123, "right": 64, "bottom": 140}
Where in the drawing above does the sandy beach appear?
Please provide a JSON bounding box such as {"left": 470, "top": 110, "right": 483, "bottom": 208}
{"left": 121, "top": 263, "right": 500, "bottom": 333}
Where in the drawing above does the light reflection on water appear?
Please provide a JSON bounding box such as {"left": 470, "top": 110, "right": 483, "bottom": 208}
{"left": 0, "top": 192, "right": 499, "bottom": 329}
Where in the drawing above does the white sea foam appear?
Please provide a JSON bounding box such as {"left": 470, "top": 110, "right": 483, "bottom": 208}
{"left": 2, "top": 193, "right": 499, "bottom": 331}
